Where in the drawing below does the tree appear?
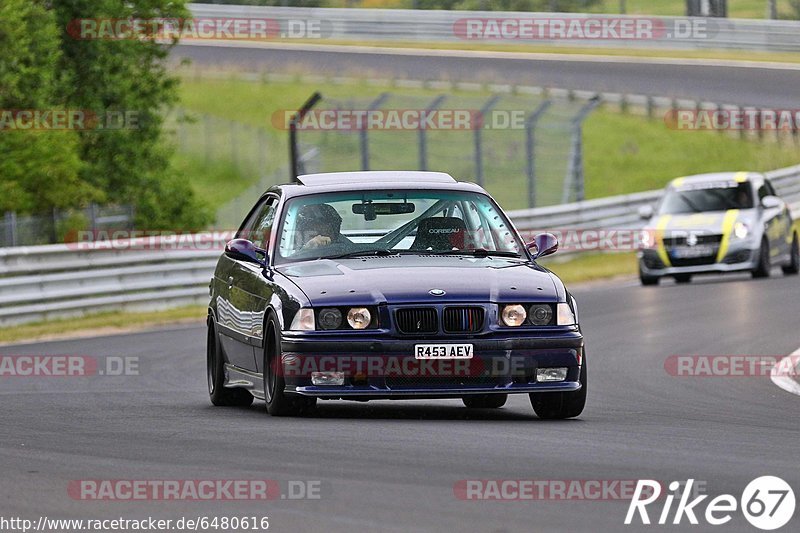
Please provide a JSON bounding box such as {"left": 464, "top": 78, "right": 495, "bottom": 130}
{"left": 0, "top": 0, "right": 93, "bottom": 214}
{"left": 51, "top": 0, "right": 211, "bottom": 230}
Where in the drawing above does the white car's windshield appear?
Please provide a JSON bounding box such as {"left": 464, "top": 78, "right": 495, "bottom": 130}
{"left": 659, "top": 181, "right": 754, "bottom": 215}
{"left": 275, "top": 189, "right": 522, "bottom": 263}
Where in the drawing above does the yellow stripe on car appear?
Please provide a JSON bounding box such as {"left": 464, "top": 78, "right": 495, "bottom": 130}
{"left": 716, "top": 209, "right": 740, "bottom": 262}
{"left": 655, "top": 215, "right": 672, "bottom": 268}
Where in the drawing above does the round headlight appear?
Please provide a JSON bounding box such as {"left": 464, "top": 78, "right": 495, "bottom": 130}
{"left": 347, "top": 307, "right": 372, "bottom": 330}
{"left": 529, "top": 304, "right": 553, "bottom": 326}
{"left": 501, "top": 304, "right": 527, "bottom": 327}
{"left": 318, "top": 308, "right": 343, "bottom": 330}
{"left": 734, "top": 222, "right": 749, "bottom": 240}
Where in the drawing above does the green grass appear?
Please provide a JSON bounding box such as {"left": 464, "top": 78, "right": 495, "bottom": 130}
{"left": 0, "top": 306, "right": 206, "bottom": 345}
{"left": 539, "top": 252, "right": 638, "bottom": 285}
{"left": 586, "top": 0, "right": 791, "bottom": 18}
{"left": 583, "top": 109, "right": 800, "bottom": 198}
{"left": 176, "top": 75, "right": 800, "bottom": 211}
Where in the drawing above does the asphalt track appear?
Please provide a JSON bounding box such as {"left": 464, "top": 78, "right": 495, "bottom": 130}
{"left": 172, "top": 42, "right": 800, "bottom": 107}
{"left": 2, "top": 271, "right": 798, "bottom": 532}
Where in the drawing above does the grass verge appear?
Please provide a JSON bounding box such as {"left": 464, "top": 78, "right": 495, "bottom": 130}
{"left": 540, "top": 252, "right": 638, "bottom": 286}
{"left": 0, "top": 306, "right": 206, "bottom": 346}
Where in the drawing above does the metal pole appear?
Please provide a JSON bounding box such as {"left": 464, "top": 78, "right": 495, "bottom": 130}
{"left": 565, "top": 96, "right": 600, "bottom": 203}
{"left": 419, "top": 95, "right": 446, "bottom": 170}
{"left": 525, "top": 100, "right": 552, "bottom": 209}
{"left": 4, "top": 211, "right": 17, "bottom": 247}
{"left": 289, "top": 92, "right": 322, "bottom": 183}
{"left": 360, "top": 93, "right": 390, "bottom": 171}
{"left": 769, "top": 0, "right": 778, "bottom": 19}
{"left": 474, "top": 95, "right": 501, "bottom": 187}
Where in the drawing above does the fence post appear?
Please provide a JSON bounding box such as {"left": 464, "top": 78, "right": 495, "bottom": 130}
{"left": 525, "top": 100, "right": 552, "bottom": 209}
{"left": 4, "top": 211, "right": 17, "bottom": 247}
{"left": 360, "top": 92, "right": 390, "bottom": 171}
{"left": 564, "top": 96, "right": 601, "bottom": 204}
{"left": 88, "top": 203, "right": 98, "bottom": 233}
{"left": 474, "top": 95, "right": 501, "bottom": 187}
{"left": 419, "top": 95, "right": 447, "bottom": 170}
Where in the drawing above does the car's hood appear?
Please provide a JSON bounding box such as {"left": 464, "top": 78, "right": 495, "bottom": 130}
{"left": 645, "top": 209, "right": 756, "bottom": 235}
{"left": 276, "top": 256, "right": 559, "bottom": 306}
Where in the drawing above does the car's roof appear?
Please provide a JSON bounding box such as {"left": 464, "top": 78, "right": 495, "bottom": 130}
{"left": 269, "top": 171, "right": 487, "bottom": 198}
{"left": 669, "top": 172, "right": 762, "bottom": 187}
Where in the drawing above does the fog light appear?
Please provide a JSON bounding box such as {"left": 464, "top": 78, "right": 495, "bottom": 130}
{"left": 311, "top": 372, "right": 344, "bottom": 386}
{"left": 536, "top": 367, "right": 568, "bottom": 382}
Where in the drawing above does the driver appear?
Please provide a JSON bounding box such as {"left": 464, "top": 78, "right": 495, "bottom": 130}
{"left": 296, "top": 203, "right": 352, "bottom": 251}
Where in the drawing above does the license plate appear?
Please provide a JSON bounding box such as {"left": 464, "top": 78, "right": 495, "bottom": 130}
{"left": 414, "top": 344, "right": 474, "bottom": 359}
{"left": 671, "top": 246, "right": 714, "bottom": 258}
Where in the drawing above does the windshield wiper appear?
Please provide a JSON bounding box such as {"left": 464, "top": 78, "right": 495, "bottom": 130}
{"left": 435, "top": 249, "right": 521, "bottom": 258}
{"left": 329, "top": 249, "right": 398, "bottom": 259}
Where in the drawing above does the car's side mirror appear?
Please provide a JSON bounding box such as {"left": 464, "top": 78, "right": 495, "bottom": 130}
{"left": 225, "top": 239, "right": 267, "bottom": 267}
{"left": 527, "top": 232, "right": 559, "bottom": 260}
{"left": 638, "top": 204, "right": 654, "bottom": 220}
{"left": 761, "top": 195, "right": 783, "bottom": 210}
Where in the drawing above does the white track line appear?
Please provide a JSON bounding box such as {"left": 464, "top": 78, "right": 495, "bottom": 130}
{"left": 177, "top": 40, "right": 800, "bottom": 71}
{"left": 770, "top": 347, "right": 800, "bottom": 396}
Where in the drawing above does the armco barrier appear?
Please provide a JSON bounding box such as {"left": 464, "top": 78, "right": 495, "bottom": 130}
{"left": 187, "top": 4, "right": 800, "bottom": 53}
{"left": 1, "top": 165, "right": 798, "bottom": 326}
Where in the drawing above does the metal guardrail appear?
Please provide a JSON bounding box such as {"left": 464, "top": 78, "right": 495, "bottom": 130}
{"left": 188, "top": 4, "right": 800, "bottom": 53}
{"left": 1, "top": 165, "right": 798, "bottom": 326}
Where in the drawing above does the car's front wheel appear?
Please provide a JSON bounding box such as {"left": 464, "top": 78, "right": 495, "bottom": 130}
{"left": 782, "top": 233, "right": 799, "bottom": 275}
{"left": 207, "top": 317, "right": 254, "bottom": 407}
{"left": 529, "top": 356, "right": 587, "bottom": 420}
{"left": 462, "top": 394, "right": 507, "bottom": 409}
{"left": 263, "top": 314, "right": 316, "bottom": 417}
{"left": 639, "top": 269, "right": 660, "bottom": 286}
{"left": 752, "top": 238, "right": 771, "bottom": 278}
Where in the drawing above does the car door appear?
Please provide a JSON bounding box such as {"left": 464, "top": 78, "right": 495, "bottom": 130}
{"left": 764, "top": 179, "right": 792, "bottom": 258}
{"left": 757, "top": 181, "right": 785, "bottom": 259}
{"left": 227, "top": 195, "right": 280, "bottom": 371}
{"left": 218, "top": 196, "right": 276, "bottom": 371}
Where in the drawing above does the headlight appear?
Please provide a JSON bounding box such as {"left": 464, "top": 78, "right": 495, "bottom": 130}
{"left": 501, "top": 304, "right": 527, "bottom": 327}
{"left": 528, "top": 304, "right": 553, "bottom": 326}
{"left": 640, "top": 229, "right": 656, "bottom": 249}
{"left": 733, "top": 222, "right": 749, "bottom": 240}
{"left": 290, "top": 308, "right": 315, "bottom": 331}
{"left": 347, "top": 307, "right": 372, "bottom": 330}
{"left": 556, "top": 303, "right": 576, "bottom": 326}
{"left": 318, "top": 308, "right": 342, "bottom": 330}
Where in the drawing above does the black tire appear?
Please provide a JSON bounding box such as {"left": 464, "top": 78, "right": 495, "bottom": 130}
{"left": 752, "top": 238, "right": 771, "bottom": 278}
{"left": 673, "top": 274, "right": 692, "bottom": 284}
{"left": 462, "top": 394, "right": 507, "bottom": 409}
{"left": 639, "top": 269, "right": 660, "bottom": 286}
{"left": 530, "top": 356, "right": 587, "bottom": 420}
{"left": 207, "top": 317, "right": 254, "bottom": 407}
{"left": 782, "top": 234, "right": 799, "bottom": 275}
{"left": 263, "top": 314, "right": 316, "bottom": 417}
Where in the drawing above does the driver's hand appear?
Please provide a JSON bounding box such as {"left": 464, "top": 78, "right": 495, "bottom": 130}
{"left": 303, "top": 235, "right": 331, "bottom": 249}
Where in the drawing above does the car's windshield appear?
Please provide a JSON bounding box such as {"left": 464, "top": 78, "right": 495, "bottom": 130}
{"left": 275, "top": 189, "right": 522, "bottom": 264}
{"left": 659, "top": 181, "right": 754, "bottom": 215}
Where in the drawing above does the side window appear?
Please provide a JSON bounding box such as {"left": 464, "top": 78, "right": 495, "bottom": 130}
{"left": 238, "top": 197, "right": 277, "bottom": 249}
{"left": 765, "top": 180, "right": 777, "bottom": 197}
{"left": 757, "top": 184, "right": 769, "bottom": 203}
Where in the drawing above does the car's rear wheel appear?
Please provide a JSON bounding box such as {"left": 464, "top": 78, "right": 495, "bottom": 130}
{"left": 462, "top": 394, "right": 507, "bottom": 409}
{"left": 207, "top": 317, "right": 254, "bottom": 407}
{"left": 529, "top": 356, "right": 587, "bottom": 420}
{"left": 263, "top": 314, "right": 316, "bottom": 417}
{"left": 782, "top": 233, "right": 799, "bottom": 275}
{"left": 752, "top": 238, "right": 771, "bottom": 278}
{"left": 673, "top": 274, "right": 692, "bottom": 284}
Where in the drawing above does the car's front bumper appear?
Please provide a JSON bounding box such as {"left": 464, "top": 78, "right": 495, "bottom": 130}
{"left": 638, "top": 245, "right": 758, "bottom": 277}
{"left": 280, "top": 330, "right": 584, "bottom": 398}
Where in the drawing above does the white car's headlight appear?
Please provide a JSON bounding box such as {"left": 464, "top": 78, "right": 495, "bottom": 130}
{"left": 290, "top": 308, "right": 315, "bottom": 331}
{"left": 557, "top": 303, "right": 576, "bottom": 326}
{"left": 733, "top": 222, "right": 750, "bottom": 240}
